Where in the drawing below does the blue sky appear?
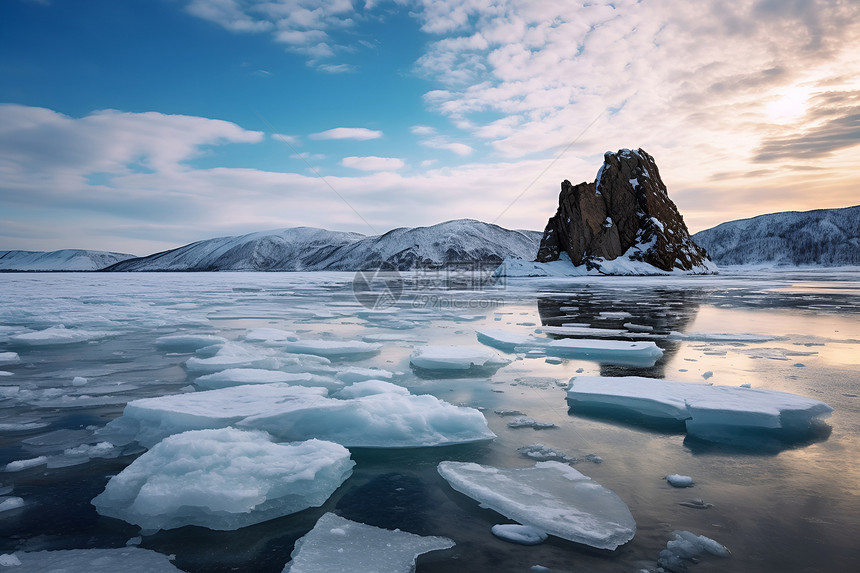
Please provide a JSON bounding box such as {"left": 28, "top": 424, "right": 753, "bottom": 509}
{"left": 2, "top": 0, "right": 859, "bottom": 255}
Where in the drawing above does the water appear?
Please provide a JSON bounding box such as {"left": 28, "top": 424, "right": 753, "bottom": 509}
{"left": 0, "top": 270, "right": 858, "bottom": 572}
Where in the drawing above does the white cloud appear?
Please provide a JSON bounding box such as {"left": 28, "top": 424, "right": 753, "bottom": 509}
{"left": 410, "top": 125, "right": 436, "bottom": 135}
{"left": 419, "top": 136, "right": 473, "bottom": 156}
{"left": 341, "top": 156, "right": 405, "bottom": 171}
{"left": 310, "top": 127, "right": 383, "bottom": 140}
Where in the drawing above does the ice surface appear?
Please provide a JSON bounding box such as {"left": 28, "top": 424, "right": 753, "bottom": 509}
{"left": 4, "top": 456, "right": 47, "bottom": 472}
{"left": 9, "top": 325, "right": 113, "bottom": 346}
{"left": 491, "top": 524, "right": 548, "bottom": 545}
{"left": 242, "top": 328, "right": 299, "bottom": 344}
{"left": 437, "top": 461, "right": 636, "bottom": 550}
{"left": 0, "top": 548, "right": 185, "bottom": 572}
{"left": 0, "top": 352, "right": 19, "bottom": 365}
{"left": 282, "top": 339, "right": 381, "bottom": 358}
{"left": 92, "top": 428, "right": 354, "bottom": 531}
{"left": 409, "top": 346, "right": 510, "bottom": 371}
{"left": 106, "top": 382, "right": 494, "bottom": 449}
{"left": 155, "top": 334, "right": 228, "bottom": 352}
{"left": 506, "top": 416, "right": 556, "bottom": 429}
{"left": 517, "top": 444, "right": 574, "bottom": 463}
{"left": 282, "top": 512, "right": 454, "bottom": 573}
{"left": 666, "top": 474, "right": 694, "bottom": 488}
{"left": 567, "top": 376, "right": 833, "bottom": 441}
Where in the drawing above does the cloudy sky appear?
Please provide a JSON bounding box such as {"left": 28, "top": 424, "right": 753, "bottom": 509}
{"left": 2, "top": 0, "right": 859, "bottom": 255}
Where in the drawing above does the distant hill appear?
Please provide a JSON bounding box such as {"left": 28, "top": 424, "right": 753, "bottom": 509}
{"left": 105, "top": 220, "right": 542, "bottom": 272}
{"left": 692, "top": 205, "right": 860, "bottom": 266}
{"left": 0, "top": 249, "right": 135, "bottom": 271}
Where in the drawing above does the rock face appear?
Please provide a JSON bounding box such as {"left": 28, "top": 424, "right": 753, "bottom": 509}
{"left": 536, "top": 148, "right": 712, "bottom": 273}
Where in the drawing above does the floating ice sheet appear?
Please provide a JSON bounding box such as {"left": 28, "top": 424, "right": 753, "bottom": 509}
{"left": 491, "top": 524, "right": 548, "bottom": 545}
{"left": 9, "top": 325, "right": 114, "bottom": 346}
{"left": 155, "top": 334, "right": 228, "bottom": 352}
{"left": 282, "top": 512, "right": 454, "bottom": 573}
{"left": 437, "top": 461, "right": 636, "bottom": 550}
{"left": 282, "top": 339, "right": 381, "bottom": 358}
{"left": 409, "top": 346, "right": 510, "bottom": 371}
{"left": 184, "top": 342, "right": 281, "bottom": 373}
{"left": 104, "top": 382, "right": 495, "bottom": 449}
{"left": 0, "top": 352, "right": 19, "bottom": 365}
{"left": 92, "top": 428, "right": 354, "bottom": 531}
{"left": 567, "top": 376, "right": 833, "bottom": 442}
{"left": 0, "top": 548, "right": 184, "bottom": 572}
{"left": 194, "top": 369, "right": 339, "bottom": 391}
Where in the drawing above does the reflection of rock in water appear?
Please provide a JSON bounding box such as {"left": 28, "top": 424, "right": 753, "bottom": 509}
{"left": 537, "top": 288, "right": 703, "bottom": 378}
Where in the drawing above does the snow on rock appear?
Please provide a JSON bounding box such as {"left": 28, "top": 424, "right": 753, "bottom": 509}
{"left": 437, "top": 461, "right": 636, "bottom": 550}
{"left": 0, "top": 548, "right": 184, "bottom": 572}
{"left": 103, "top": 382, "right": 495, "bottom": 449}
{"left": 92, "top": 428, "right": 354, "bottom": 531}
{"left": 491, "top": 524, "right": 548, "bottom": 545}
{"left": 282, "top": 512, "right": 454, "bottom": 573}
{"left": 0, "top": 249, "right": 135, "bottom": 271}
{"left": 567, "top": 376, "right": 833, "bottom": 442}
{"left": 410, "top": 346, "right": 510, "bottom": 371}
{"left": 657, "top": 530, "right": 730, "bottom": 571}
{"left": 9, "top": 325, "right": 113, "bottom": 346}
{"left": 154, "top": 334, "right": 228, "bottom": 352}
{"left": 666, "top": 474, "right": 694, "bottom": 488}
{"left": 282, "top": 339, "right": 382, "bottom": 359}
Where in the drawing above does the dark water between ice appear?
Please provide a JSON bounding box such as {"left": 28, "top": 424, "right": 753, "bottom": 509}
{"left": 1, "top": 270, "right": 859, "bottom": 572}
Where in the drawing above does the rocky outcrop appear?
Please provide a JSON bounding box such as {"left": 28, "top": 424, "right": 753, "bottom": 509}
{"left": 536, "top": 148, "right": 712, "bottom": 273}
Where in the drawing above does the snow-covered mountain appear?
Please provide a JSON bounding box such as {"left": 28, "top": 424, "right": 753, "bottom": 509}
{"left": 692, "top": 205, "right": 860, "bottom": 266}
{"left": 106, "top": 220, "right": 542, "bottom": 272}
{"left": 0, "top": 249, "right": 135, "bottom": 271}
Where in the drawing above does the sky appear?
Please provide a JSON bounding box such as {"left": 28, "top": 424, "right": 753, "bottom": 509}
{"left": 1, "top": 0, "right": 859, "bottom": 256}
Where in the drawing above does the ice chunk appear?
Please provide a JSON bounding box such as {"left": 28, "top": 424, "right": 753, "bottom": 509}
{"left": 567, "top": 376, "right": 833, "bottom": 442}
{"left": 10, "top": 325, "right": 113, "bottom": 346}
{"left": 107, "top": 384, "right": 328, "bottom": 447}
{"left": 92, "top": 428, "right": 354, "bottom": 531}
{"left": 475, "top": 329, "right": 535, "bottom": 352}
{"left": 331, "top": 380, "right": 409, "bottom": 399}
{"left": 194, "top": 369, "right": 334, "bottom": 390}
{"left": 410, "top": 346, "right": 510, "bottom": 371}
{"left": 0, "top": 496, "right": 24, "bottom": 512}
{"left": 517, "top": 444, "right": 574, "bottom": 463}
{"left": 243, "top": 328, "right": 299, "bottom": 344}
{"left": 437, "top": 461, "right": 636, "bottom": 550}
{"left": 155, "top": 334, "right": 228, "bottom": 352}
{"left": 241, "top": 388, "right": 496, "bottom": 448}
{"left": 0, "top": 548, "right": 185, "bottom": 572}
{"left": 491, "top": 524, "right": 548, "bottom": 545}
{"left": 658, "top": 530, "right": 730, "bottom": 571}
{"left": 184, "top": 342, "right": 280, "bottom": 373}
{"left": 106, "top": 383, "right": 495, "bottom": 449}
{"left": 334, "top": 367, "right": 394, "bottom": 384}
{"left": 0, "top": 352, "right": 19, "bottom": 365}
{"left": 282, "top": 339, "right": 381, "bottom": 358}
{"left": 283, "top": 513, "right": 454, "bottom": 573}
{"left": 666, "top": 474, "right": 694, "bottom": 488}
{"left": 5, "top": 456, "right": 47, "bottom": 472}
{"left": 506, "top": 417, "right": 556, "bottom": 429}
{"left": 282, "top": 512, "right": 453, "bottom": 573}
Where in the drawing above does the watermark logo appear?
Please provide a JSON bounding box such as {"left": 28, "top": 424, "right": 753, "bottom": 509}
{"left": 352, "top": 264, "right": 403, "bottom": 310}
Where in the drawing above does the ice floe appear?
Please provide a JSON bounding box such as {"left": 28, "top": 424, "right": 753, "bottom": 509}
{"left": 9, "top": 325, "right": 114, "bottom": 346}
{"left": 334, "top": 366, "right": 394, "bottom": 384}
{"left": 282, "top": 339, "right": 381, "bottom": 359}
{"left": 184, "top": 342, "right": 281, "bottom": 373}
{"left": 0, "top": 496, "right": 24, "bottom": 512}
{"left": 666, "top": 474, "right": 694, "bottom": 488}
{"left": 0, "top": 548, "right": 184, "bottom": 572}
{"left": 194, "top": 369, "right": 338, "bottom": 391}
{"left": 506, "top": 416, "right": 556, "bottom": 429}
{"left": 567, "top": 376, "right": 833, "bottom": 443}
{"left": 657, "top": 530, "right": 730, "bottom": 571}
{"left": 437, "top": 461, "right": 636, "bottom": 550}
{"left": 491, "top": 523, "right": 548, "bottom": 545}
{"left": 155, "top": 334, "right": 228, "bottom": 352}
{"left": 476, "top": 329, "right": 664, "bottom": 366}
{"left": 282, "top": 512, "right": 454, "bottom": 573}
{"left": 409, "top": 346, "right": 510, "bottom": 372}
{"left": 92, "top": 428, "right": 354, "bottom": 531}
{"left": 242, "top": 328, "right": 299, "bottom": 344}
{"left": 102, "top": 382, "right": 494, "bottom": 449}
{"left": 0, "top": 352, "right": 19, "bottom": 365}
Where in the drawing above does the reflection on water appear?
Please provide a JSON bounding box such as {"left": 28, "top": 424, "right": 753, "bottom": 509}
{"left": 0, "top": 271, "right": 858, "bottom": 572}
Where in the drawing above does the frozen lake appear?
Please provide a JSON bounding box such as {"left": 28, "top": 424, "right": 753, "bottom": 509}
{"left": 1, "top": 269, "right": 858, "bottom": 572}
